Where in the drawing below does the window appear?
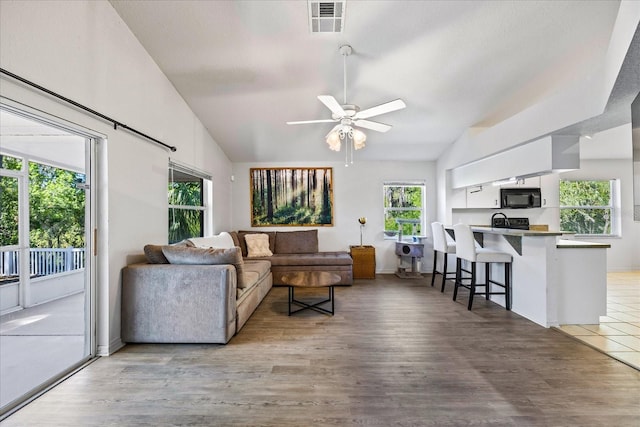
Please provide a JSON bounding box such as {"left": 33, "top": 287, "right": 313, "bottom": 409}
{"left": 383, "top": 182, "right": 425, "bottom": 239}
{"left": 559, "top": 179, "right": 619, "bottom": 236}
{"left": 168, "top": 162, "right": 212, "bottom": 243}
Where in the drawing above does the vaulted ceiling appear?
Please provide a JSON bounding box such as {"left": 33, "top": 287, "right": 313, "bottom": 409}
{"left": 109, "top": 0, "right": 625, "bottom": 163}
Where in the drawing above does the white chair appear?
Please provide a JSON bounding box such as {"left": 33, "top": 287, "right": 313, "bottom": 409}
{"left": 452, "top": 223, "right": 512, "bottom": 310}
{"left": 430, "top": 222, "right": 456, "bottom": 292}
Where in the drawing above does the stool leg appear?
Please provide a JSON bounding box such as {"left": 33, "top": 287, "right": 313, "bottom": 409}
{"left": 441, "top": 253, "right": 448, "bottom": 292}
{"left": 453, "top": 258, "right": 462, "bottom": 301}
{"left": 485, "top": 263, "right": 490, "bottom": 300}
{"left": 468, "top": 261, "right": 476, "bottom": 310}
{"left": 505, "top": 262, "right": 511, "bottom": 311}
{"left": 430, "top": 250, "right": 437, "bottom": 287}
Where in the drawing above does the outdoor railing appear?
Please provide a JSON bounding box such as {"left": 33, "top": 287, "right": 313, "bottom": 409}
{"left": 0, "top": 248, "right": 85, "bottom": 279}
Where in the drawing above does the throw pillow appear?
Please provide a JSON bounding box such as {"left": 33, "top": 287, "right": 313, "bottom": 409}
{"left": 274, "top": 230, "right": 318, "bottom": 254}
{"left": 244, "top": 233, "right": 273, "bottom": 258}
{"left": 144, "top": 244, "right": 169, "bottom": 264}
{"left": 161, "top": 246, "right": 248, "bottom": 288}
{"left": 188, "top": 232, "right": 235, "bottom": 249}
{"left": 238, "top": 231, "right": 276, "bottom": 256}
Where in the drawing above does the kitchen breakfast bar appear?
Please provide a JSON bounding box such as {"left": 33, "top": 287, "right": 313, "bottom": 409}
{"left": 445, "top": 226, "right": 610, "bottom": 328}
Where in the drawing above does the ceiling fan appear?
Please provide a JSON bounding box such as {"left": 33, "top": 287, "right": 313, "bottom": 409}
{"left": 286, "top": 45, "right": 406, "bottom": 142}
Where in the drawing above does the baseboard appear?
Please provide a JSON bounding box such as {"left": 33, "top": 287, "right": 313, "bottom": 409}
{"left": 98, "top": 337, "right": 125, "bottom": 356}
{"left": 377, "top": 269, "right": 430, "bottom": 275}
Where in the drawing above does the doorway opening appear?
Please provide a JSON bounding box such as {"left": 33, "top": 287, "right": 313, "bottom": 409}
{"left": 0, "top": 106, "right": 96, "bottom": 415}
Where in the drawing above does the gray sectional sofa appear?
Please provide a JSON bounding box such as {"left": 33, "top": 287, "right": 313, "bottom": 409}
{"left": 121, "top": 229, "right": 352, "bottom": 344}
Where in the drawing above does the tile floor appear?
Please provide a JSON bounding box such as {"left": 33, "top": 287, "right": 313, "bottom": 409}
{"left": 557, "top": 271, "right": 640, "bottom": 370}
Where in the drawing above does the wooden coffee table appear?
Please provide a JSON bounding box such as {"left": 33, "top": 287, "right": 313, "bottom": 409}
{"left": 280, "top": 271, "right": 341, "bottom": 316}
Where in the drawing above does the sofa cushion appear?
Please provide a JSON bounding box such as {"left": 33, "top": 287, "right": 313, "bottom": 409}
{"left": 162, "top": 246, "right": 248, "bottom": 288}
{"left": 267, "top": 252, "right": 353, "bottom": 266}
{"left": 274, "top": 230, "right": 318, "bottom": 254}
{"left": 239, "top": 259, "right": 272, "bottom": 298}
{"left": 244, "top": 259, "right": 271, "bottom": 281}
{"left": 244, "top": 233, "right": 273, "bottom": 258}
{"left": 238, "top": 230, "right": 276, "bottom": 257}
{"left": 228, "top": 231, "right": 241, "bottom": 248}
{"left": 188, "top": 232, "right": 234, "bottom": 249}
{"left": 143, "top": 244, "right": 169, "bottom": 264}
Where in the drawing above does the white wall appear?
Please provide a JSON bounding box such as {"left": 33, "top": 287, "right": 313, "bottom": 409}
{"left": 0, "top": 1, "right": 233, "bottom": 355}
{"left": 232, "top": 161, "right": 436, "bottom": 273}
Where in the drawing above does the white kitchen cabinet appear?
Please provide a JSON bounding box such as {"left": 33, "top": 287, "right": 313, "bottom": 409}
{"left": 466, "top": 185, "right": 500, "bottom": 208}
{"left": 540, "top": 174, "right": 559, "bottom": 207}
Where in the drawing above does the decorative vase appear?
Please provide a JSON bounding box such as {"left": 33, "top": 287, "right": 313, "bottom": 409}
{"left": 358, "top": 217, "right": 367, "bottom": 246}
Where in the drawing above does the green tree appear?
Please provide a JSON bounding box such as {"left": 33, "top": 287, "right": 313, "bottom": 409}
{"left": 1, "top": 158, "right": 85, "bottom": 249}
{"left": 0, "top": 156, "right": 22, "bottom": 246}
{"left": 0, "top": 177, "right": 19, "bottom": 247}
{"left": 168, "top": 180, "right": 203, "bottom": 243}
{"left": 29, "top": 162, "right": 85, "bottom": 248}
{"left": 384, "top": 186, "right": 423, "bottom": 235}
{"left": 560, "top": 180, "right": 611, "bottom": 234}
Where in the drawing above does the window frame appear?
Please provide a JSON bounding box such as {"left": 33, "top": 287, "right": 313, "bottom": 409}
{"left": 382, "top": 181, "right": 426, "bottom": 240}
{"left": 168, "top": 161, "right": 212, "bottom": 243}
{"left": 559, "top": 178, "right": 620, "bottom": 237}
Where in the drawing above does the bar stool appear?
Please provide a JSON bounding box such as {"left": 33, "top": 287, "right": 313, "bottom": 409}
{"left": 430, "top": 222, "right": 456, "bottom": 292}
{"left": 452, "top": 223, "right": 512, "bottom": 310}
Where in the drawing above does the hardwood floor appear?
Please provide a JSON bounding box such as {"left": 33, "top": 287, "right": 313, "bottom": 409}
{"left": 4, "top": 275, "right": 640, "bottom": 426}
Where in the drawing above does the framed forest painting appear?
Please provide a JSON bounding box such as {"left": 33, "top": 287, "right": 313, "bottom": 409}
{"left": 250, "top": 167, "right": 333, "bottom": 226}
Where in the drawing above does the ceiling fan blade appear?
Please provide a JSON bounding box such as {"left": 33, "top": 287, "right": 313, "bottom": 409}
{"left": 354, "top": 119, "right": 392, "bottom": 133}
{"left": 287, "top": 119, "right": 336, "bottom": 125}
{"left": 355, "top": 99, "right": 406, "bottom": 120}
{"left": 318, "top": 95, "right": 346, "bottom": 116}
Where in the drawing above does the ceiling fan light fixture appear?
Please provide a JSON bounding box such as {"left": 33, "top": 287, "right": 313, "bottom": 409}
{"left": 326, "top": 130, "right": 342, "bottom": 151}
{"left": 352, "top": 128, "right": 366, "bottom": 149}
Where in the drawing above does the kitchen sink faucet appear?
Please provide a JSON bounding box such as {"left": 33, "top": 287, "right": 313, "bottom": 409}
{"left": 491, "top": 212, "right": 509, "bottom": 228}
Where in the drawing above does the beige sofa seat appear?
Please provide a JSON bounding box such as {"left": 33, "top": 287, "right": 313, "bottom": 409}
{"left": 236, "top": 260, "right": 272, "bottom": 330}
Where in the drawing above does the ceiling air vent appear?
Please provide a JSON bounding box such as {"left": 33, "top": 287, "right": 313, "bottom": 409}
{"left": 308, "top": 1, "right": 345, "bottom": 33}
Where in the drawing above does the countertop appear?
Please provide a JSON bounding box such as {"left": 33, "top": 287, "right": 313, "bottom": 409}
{"left": 445, "top": 225, "right": 608, "bottom": 249}
{"left": 455, "top": 225, "right": 570, "bottom": 237}
{"left": 556, "top": 239, "right": 611, "bottom": 249}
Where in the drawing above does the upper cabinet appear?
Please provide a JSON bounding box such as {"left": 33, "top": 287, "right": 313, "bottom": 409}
{"left": 466, "top": 185, "right": 500, "bottom": 208}
{"left": 540, "top": 174, "right": 559, "bottom": 207}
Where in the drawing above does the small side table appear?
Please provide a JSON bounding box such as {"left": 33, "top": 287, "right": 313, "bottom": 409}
{"left": 350, "top": 245, "right": 376, "bottom": 279}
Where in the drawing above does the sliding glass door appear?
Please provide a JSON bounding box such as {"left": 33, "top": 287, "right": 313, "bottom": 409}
{"left": 0, "top": 106, "right": 95, "bottom": 416}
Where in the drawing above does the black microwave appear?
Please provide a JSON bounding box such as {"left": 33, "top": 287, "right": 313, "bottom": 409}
{"left": 500, "top": 188, "right": 542, "bottom": 209}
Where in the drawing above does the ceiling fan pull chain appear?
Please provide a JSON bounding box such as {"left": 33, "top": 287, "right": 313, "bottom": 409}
{"left": 345, "top": 136, "right": 349, "bottom": 167}
{"left": 343, "top": 49, "right": 347, "bottom": 104}
{"left": 350, "top": 138, "right": 355, "bottom": 165}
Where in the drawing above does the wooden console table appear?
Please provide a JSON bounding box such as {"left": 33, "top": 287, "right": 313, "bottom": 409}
{"left": 350, "top": 245, "right": 376, "bottom": 279}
